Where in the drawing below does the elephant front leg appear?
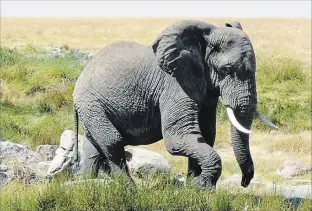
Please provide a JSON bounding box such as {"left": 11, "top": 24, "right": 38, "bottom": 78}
{"left": 164, "top": 134, "right": 222, "bottom": 188}
{"left": 160, "top": 101, "right": 221, "bottom": 188}
{"left": 188, "top": 100, "right": 218, "bottom": 178}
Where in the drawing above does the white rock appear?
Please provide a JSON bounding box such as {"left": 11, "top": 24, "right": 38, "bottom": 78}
{"left": 47, "top": 130, "right": 83, "bottom": 177}
{"left": 125, "top": 148, "right": 170, "bottom": 177}
{"left": 277, "top": 160, "right": 311, "bottom": 178}
{"left": 60, "top": 130, "right": 78, "bottom": 151}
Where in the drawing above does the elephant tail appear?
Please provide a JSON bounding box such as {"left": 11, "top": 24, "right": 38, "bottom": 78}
{"left": 73, "top": 105, "right": 79, "bottom": 168}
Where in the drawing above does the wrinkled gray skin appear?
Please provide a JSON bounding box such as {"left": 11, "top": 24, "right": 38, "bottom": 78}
{"left": 73, "top": 20, "right": 257, "bottom": 188}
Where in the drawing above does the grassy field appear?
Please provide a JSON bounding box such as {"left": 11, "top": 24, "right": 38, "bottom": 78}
{"left": 0, "top": 18, "right": 311, "bottom": 210}
{"left": 1, "top": 173, "right": 311, "bottom": 211}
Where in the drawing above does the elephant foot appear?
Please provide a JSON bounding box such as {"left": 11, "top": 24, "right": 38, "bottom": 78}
{"left": 192, "top": 176, "right": 216, "bottom": 190}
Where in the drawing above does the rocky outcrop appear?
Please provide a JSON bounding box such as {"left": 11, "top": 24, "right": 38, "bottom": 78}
{"left": 0, "top": 139, "right": 42, "bottom": 167}
{"left": 0, "top": 138, "right": 42, "bottom": 185}
{"left": 0, "top": 130, "right": 171, "bottom": 187}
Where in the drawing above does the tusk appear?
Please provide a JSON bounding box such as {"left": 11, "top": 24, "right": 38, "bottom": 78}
{"left": 256, "top": 111, "right": 278, "bottom": 129}
{"left": 226, "top": 107, "right": 252, "bottom": 134}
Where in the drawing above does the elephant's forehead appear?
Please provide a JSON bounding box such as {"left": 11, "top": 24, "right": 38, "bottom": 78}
{"left": 224, "top": 27, "right": 248, "bottom": 37}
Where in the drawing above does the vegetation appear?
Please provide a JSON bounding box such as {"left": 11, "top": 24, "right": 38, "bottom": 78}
{"left": 0, "top": 173, "right": 311, "bottom": 211}
{"left": 0, "top": 46, "right": 83, "bottom": 146}
{"left": 0, "top": 18, "right": 310, "bottom": 210}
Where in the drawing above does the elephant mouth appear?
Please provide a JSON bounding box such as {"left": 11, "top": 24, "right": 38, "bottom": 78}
{"left": 225, "top": 107, "right": 278, "bottom": 134}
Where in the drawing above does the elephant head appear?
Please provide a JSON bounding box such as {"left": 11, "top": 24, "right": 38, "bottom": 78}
{"left": 153, "top": 20, "right": 277, "bottom": 187}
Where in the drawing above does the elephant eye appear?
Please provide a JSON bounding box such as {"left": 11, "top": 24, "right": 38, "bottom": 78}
{"left": 220, "top": 65, "right": 234, "bottom": 76}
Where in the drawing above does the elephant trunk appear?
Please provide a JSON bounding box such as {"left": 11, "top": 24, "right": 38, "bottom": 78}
{"left": 220, "top": 77, "right": 257, "bottom": 187}
{"left": 231, "top": 86, "right": 256, "bottom": 187}
{"left": 231, "top": 117, "right": 254, "bottom": 187}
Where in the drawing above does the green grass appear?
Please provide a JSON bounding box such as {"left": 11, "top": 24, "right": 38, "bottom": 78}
{"left": 255, "top": 52, "right": 311, "bottom": 131}
{"left": 0, "top": 46, "right": 83, "bottom": 147}
{"left": 0, "top": 174, "right": 311, "bottom": 211}
{"left": 0, "top": 45, "right": 310, "bottom": 148}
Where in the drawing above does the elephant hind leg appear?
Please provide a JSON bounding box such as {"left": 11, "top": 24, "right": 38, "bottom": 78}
{"left": 79, "top": 133, "right": 109, "bottom": 177}
{"left": 78, "top": 101, "right": 132, "bottom": 180}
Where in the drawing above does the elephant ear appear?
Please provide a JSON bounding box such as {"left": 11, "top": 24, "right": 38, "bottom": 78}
{"left": 152, "top": 22, "right": 207, "bottom": 77}
{"left": 225, "top": 21, "right": 243, "bottom": 31}
{"left": 152, "top": 21, "right": 215, "bottom": 102}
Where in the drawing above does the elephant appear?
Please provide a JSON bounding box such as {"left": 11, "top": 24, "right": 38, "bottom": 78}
{"left": 71, "top": 20, "right": 277, "bottom": 189}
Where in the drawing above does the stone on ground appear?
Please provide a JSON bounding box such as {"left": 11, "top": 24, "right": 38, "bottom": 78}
{"left": 36, "top": 145, "right": 58, "bottom": 161}
{"left": 47, "top": 130, "right": 83, "bottom": 177}
{"left": 277, "top": 160, "right": 311, "bottom": 178}
{"left": 125, "top": 148, "right": 170, "bottom": 177}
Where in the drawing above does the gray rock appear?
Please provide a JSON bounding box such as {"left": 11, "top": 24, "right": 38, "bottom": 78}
{"left": 37, "top": 161, "right": 51, "bottom": 177}
{"left": 12, "top": 164, "right": 40, "bottom": 184}
{"left": 0, "top": 139, "right": 44, "bottom": 185}
{"left": 0, "top": 140, "right": 42, "bottom": 171}
{"left": 0, "top": 171, "right": 11, "bottom": 186}
{"left": 220, "top": 174, "right": 263, "bottom": 188}
{"left": 277, "top": 160, "right": 311, "bottom": 178}
{"left": 0, "top": 164, "right": 12, "bottom": 186}
{"left": 271, "top": 184, "right": 312, "bottom": 199}
{"left": 36, "top": 145, "right": 58, "bottom": 161}
{"left": 0, "top": 164, "right": 8, "bottom": 172}
{"left": 125, "top": 148, "right": 170, "bottom": 177}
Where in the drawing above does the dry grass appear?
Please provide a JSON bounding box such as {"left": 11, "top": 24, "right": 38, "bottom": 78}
{"left": 1, "top": 18, "right": 311, "bottom": 63}
{"left": 259, "top": 131, "right": 311, "bottom": 154}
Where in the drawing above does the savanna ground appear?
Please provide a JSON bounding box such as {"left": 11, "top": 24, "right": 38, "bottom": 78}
{"left": 0, "top": 18, "right": 311, "bottom": 210}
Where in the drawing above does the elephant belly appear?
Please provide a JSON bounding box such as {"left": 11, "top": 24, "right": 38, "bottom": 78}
{"left": 107, "top": 103, "right": 163, "bottom": 146}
